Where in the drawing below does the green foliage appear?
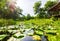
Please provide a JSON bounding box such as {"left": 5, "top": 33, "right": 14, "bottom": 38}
{"left": 36, "top": 8, "right": 47, "bottom": 18}
{"left": 33, "top": 1, "right": 48, "bottom": 18}
{"left": 23, "top": 19, "right": 60, "bottom": 41}
{"left": 34, "top": 1, "right": 57, "bottom": 18}
{"left": 45, "top": 1, "right": 57, "bottom": 9}
{"left": 0, "top": 35, "right": 7, "bottom": 40}
{"left": 7, "top": 19, "right": 16, "bottom": 25}
{"left": 26, "top": 14, "right": 32, "bottom": 20}
{"left": 13, "top": 34, "right": 24, "bottom": 39}
{"left": 0, "top": 0, "right": 6, "bottom": 9}
{"left": 0, "top": 19, "right": 60, "bottom": 41}
{"left": 33, "top": 1, "right": 41, "bottom": 14}
{"left": 50, "top": 17, "right": 58, "bottom": 21}
{"left": 0, "top": 0, "right": 23, "bottom": 20}
{"left": 0, "top": 19, "right": 16, "bottom": 27}
{"left": 0, "top": 0, "right": 60, "bottom": 41}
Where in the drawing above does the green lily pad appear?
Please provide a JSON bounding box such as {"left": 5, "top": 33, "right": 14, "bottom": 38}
{"left": 0, "top": 35, "right": 7, "bottom": 40}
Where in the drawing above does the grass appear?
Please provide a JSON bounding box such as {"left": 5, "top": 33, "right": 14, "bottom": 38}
{"left": 0, "top": 19, "right": 19, "bottom": 27}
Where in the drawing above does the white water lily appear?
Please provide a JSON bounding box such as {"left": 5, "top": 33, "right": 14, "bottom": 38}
{"left": 24, "top": 29, "right": 34, "bottom": 36}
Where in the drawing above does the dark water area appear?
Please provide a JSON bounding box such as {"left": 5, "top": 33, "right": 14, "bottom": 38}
{"left": 21, "top": 36, "right": 36, "bottom": 41}
{"left": 20, "top": 35, "right": 48, "bottom": 41}
{"left": 41, "top": 35, "right": 48, "bottom": 41}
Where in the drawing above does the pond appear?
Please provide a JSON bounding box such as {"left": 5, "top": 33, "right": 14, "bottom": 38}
{"left": 0, "top": 23, "right": 49, "bottom": 41}
{"left": 41, "top": 35, "right": 48, "bottom": 41}
{"left": 20, "top": 35, "right": 48, "bottom": 41}
{"left": 7, "top": 35, "right": 48, "bottom": 41}
{"left": 20, "top": 36, "right": 36, "bottom": 41}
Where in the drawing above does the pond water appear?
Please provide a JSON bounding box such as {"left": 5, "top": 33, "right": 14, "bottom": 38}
{"left": 41, "top": 35, "right": 47, "bottom": 41}
{"left": 21, "top": 35, "right": 48, "bottom": 41}
{"left": 1, "top": 23, "right": 48, "bottom": 41}
{"left": 8, "top": 35, "right": 48, "bottom": 41}
{"left": 20, "top": 36, "right": 36, "bottom": 41}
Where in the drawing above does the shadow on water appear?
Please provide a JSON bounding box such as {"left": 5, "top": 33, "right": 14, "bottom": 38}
{"left": 41, "top": 35, "right": 48, "bottom": 41}
{"left": 20, "top": 36, "right": 36, "bottom": 41}
{"left": 20, "top": 35, "right": 48, "bottom": 41}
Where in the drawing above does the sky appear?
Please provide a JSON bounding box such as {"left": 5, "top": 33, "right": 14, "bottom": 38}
{"left": 16, "top": 0, "right": 47, "bottom": 16}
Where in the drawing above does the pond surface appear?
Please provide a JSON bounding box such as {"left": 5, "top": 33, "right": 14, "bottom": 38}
{"left": 20, "top": 36, "right": 36, "bottom": 41}
{"left": 21, "top": 35, "right": 47, "bottom": 41}
{"left": 0, "top": 23, "right": 48, "bottom": 41}
{"left": 41, "top": 35, "right": 47, "bottom": 41}
{"left": 8, "top": 35, "right": 48, "bottom": 41}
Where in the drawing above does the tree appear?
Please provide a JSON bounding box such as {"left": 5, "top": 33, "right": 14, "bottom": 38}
{"left": 33, "top": 1, "right": 41, "bottom": 14}
{"left": 33, "top": 1, "right": 57, "bottom": 18}
{"left": 45, "top": 1, "right": 57, "bottom": 10}
{"left": 36, "top": 8, "right": 47, "bottom": 18}
{"left": 9, "top": 7, "right": 23, "bottom": 20}
{"left": 26, "top": 14, "right": 32, "bottom": 20}
{"left": 0, "top": 0, "right": 23, "bottom": 20}
{"left": 33, "top": 1, "right": 47, "bottom": 18}
{"left": 44, "top": 1, "right": 57, "bottom": 17}
{"left": 0, "top": 0, "right": 7, "bottom": 18}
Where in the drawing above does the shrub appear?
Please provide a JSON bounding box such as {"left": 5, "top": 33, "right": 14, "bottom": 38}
{"left": 7, "top": 19, "right": 16, "bottom": 25}
{"left": 0, "top": 19, "right": 16, "bottom": 27}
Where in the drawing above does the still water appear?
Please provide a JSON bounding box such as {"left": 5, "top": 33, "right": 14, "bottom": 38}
{"left": 8, "top": 35, "right": 47, "bottom": 41}
{"left": 20, "top": 36, "right": 36, "bottom": 41}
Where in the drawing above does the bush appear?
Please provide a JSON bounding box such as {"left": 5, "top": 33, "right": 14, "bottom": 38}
{"left": 0, "top": 19, "right": 16, "bottom": 27}
{"left": 50, "top": 17, "right": 58, "bottom": 21}
{"left": 7, "top": 19, "right": 16, "bottom": 25}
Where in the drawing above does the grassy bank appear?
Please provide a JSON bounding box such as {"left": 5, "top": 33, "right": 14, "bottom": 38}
{"left": 0, "top": 19, "right": 16, "bottom": 27}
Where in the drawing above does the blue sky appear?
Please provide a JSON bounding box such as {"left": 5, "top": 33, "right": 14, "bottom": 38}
{"left": 16, "top": 0, "right": 47, "bottom": 16}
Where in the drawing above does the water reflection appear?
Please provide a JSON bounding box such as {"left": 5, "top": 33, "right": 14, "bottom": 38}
{"left": 41, "top": 35, "right": 47, "bottom": 41}
{"left": 23, "top": 29, "right": 34, "bottom": 36}
{"left": 21, "top": 36, "right": 36, "bottom": 41}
